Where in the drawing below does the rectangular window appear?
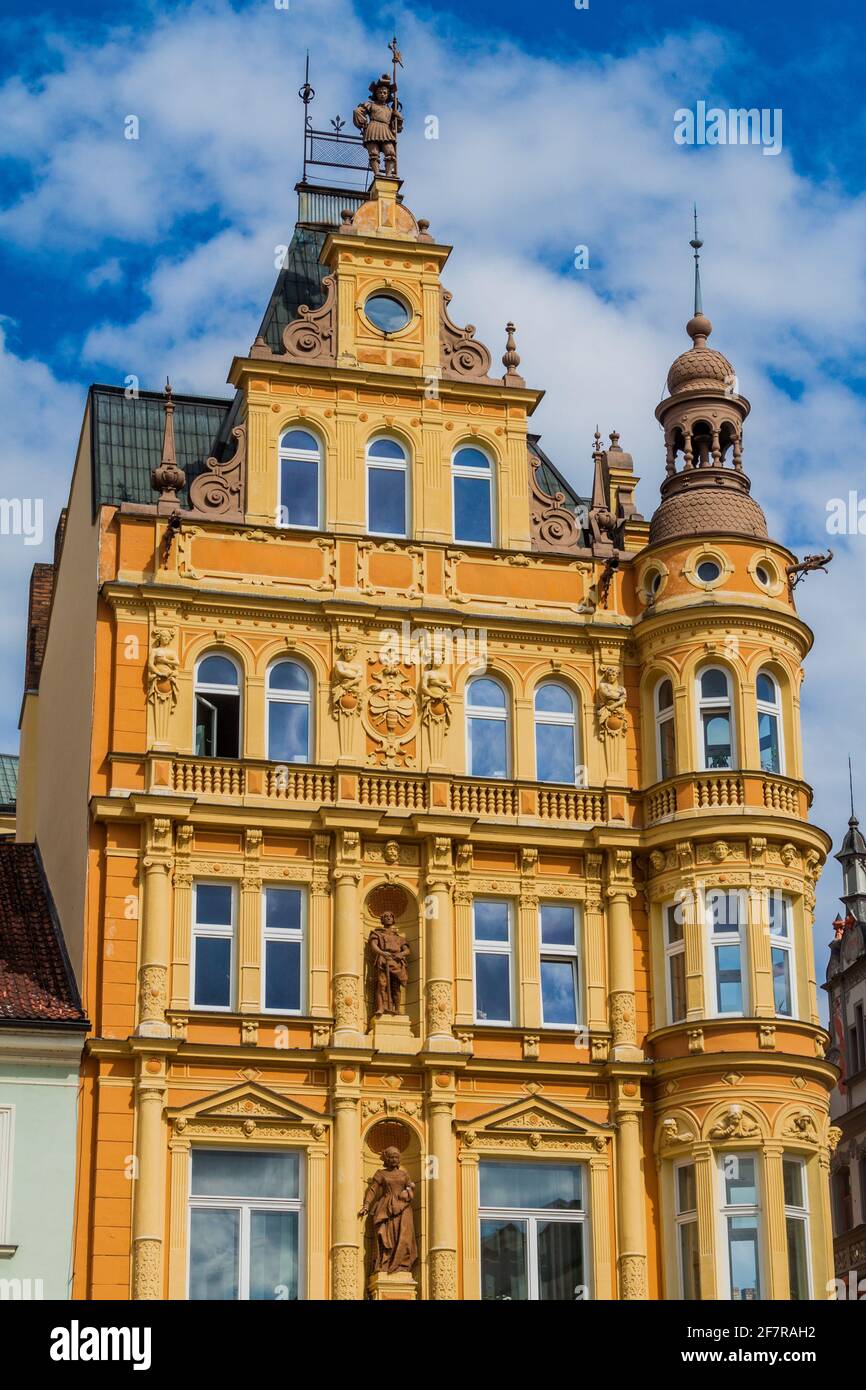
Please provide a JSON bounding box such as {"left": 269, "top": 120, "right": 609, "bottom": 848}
{"left": 659, "top": 714, "right": 676, "bottom": 781}
{"left": 261, "top": 887, "right": 305, "bottom": 1014}
{"left": 188, "top": 1149, "right": 302, "bottom": 1300}
{"left": 767, "top": 892, "right": 795, "bottom": 1018}
{"left": 782, "top": 1157, "right": 811, "bottom": 1299}
{"left": 706, "top": 889, "right": 747, "bottom": 1016}
{"left": 664, "top": 902, "right": 687, "bottom": 1024}
{"left": 192, "top": 883, "right": 235, "bottom": 1011}
{"left": 367, "top": 465, "right": 407, "bottom": 536}
{"left": 718, "top": 1153, "right": 762, "bottom": 1299}
{"left": 279, "top": 459, "right": 320, "bottom": 530}
{"left": 855, "top": 1003, "right": 866, "bottom": 1076}
{"left": 473, "top": 900, "right": 513, "bottom": 1025}
{"left": 0, "top": 1106, "right": 13, "bottom": 1246}
{"left": 675, "top": 1161, "right": 700, "bottom": 1299}
{"left": 479, "top": 1162, "right": 587, "bottom": 1300}
{"left": 539, "top": 904, "right": 580, "bottom": 1027}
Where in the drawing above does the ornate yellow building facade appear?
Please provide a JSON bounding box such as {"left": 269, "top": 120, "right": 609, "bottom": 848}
{"left": 15, "top": 97, "right": 838, "bottom": 1300}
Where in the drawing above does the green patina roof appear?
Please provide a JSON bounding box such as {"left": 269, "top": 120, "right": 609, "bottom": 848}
{"left": 0, "top": 754, "right": 18, "bottom": 809}
{"left": 90, "top": 386, "right": 235, "bottom": 513}
{"left": 257, "top": 227, "right": 329, "bottom": 353}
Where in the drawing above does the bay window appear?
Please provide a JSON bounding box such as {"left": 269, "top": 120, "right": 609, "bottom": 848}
{"left": 697, "top": 667, "right": 735, "bottom": 770}
{"left": 783, "top": 1156, "right": 811, "bottom": 1299}
{"left": 664, "top": 902, "right": 687, "bottom": 1023}
{"left": 767, "top": 892, "right": 796, "bottom": 1018}
{"left": 675, "top": 1161, "right": 700, "bottom": 1299}
{"left": 718, "top": 1153, "right": 762, "bottom": 1300}
{"left": 706, "top": 889, "right": 748, "bottom": 1016}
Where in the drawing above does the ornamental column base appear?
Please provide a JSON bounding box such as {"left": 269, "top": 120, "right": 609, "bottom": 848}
{"left": 330, "top": 1244, "right": 361, "bottom": 1300}
{"left": 367, "top": 1270, "right": 417, "bottom": 1301}
{"left": 429, "top": 1247, "right": 458, "bottom": 1299}
{"left": 617, "top": 1253, "right": 647, "bottom": 1300}
{"left": 131, "top": 1237, "right": 163, "bottom": 1300}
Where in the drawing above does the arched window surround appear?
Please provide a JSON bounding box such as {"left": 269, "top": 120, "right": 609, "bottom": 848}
{"left": 695, "top": 665, "right": 737, "bottom": 772}
{"left": 365, "top": 434, "right": 410, "bottom": 539}
{"left": 654, "top": 676, "right": 677, "bottom": 782}
{"left": 533, "top": 679, "right": 582, "bottom": 785}
{"left": 194, "top": 651, "right": 243, "bottom": 760}
{"left": 465, "top": 674, "right": 511, "bottom": 779}
{"left": 451, "top": 441, "right": 496, "bottom": 547}
{"left": 266, "top": 658, "right": 314, "bottom": 764}
{"left": 756, "top": 668, "right": 784, "bottom": 776}
{"left": 277, "top": 426, "right": 324, "bottom": 531}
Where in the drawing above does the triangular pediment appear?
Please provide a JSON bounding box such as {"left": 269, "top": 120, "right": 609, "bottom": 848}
{"left": 169, "top": 1081, "right": 327, "bottom": 1127}
{"left": 456, "top": 1093, "right": 612, "bottom": 1138}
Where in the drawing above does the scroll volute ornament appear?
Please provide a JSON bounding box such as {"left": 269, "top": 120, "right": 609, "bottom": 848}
{"left": 188, "top": 423, "right": 246, "bottom": 520}
{"left": 529, "top": 453, "right": 583, "bottom": 552}
{"left": 439, "top": 288, "right": 492, "bottom": 380}
{"left": 282, "top": 274, "right": 337, "bottom": 364}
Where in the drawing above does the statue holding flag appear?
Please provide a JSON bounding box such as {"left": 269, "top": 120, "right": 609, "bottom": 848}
{"left": 353, "top": 37, "right": 403, "bottom": 177}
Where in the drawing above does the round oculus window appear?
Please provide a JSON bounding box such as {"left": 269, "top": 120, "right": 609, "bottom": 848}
{"left": 364, "top": 293, "right": 411, "bottom": 333}
{"left": 756, "top": 564, "right": 771, "bottom": 586}
{"left": 696, "top": 559, "right": 721, "bottom": 583}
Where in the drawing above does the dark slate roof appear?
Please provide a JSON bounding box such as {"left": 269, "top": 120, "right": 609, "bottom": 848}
{"left": 0, "top": 842, "right": 87, "bottom": 1026}
{"left": 90, "top": 385, "right": 235, "bottom": 512}
{"left": 837, "top": 814, "right": 866, "bottom": 859}
{"left": 257, "top": 226, "right": 329, "bottom": 353}
{"left": 0, "top": 756, "right": 18, "bottom": 811}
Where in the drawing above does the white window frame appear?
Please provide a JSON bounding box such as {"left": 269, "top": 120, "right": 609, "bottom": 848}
{"left": 466, "top": 676, "right": 510, "bottom": 779}
{"left": 756, "top": 669, "right": 784, "bottom": 775}
{"left": 664, "top": 901, "right": 687, "bottom": 1024}
{"left": 539, "top": 903, "right": 582, "bottom": 1028}
{"left": 534, "top": 682, "right": 580, "bottom": 786}
{"left": 261, "top": 885, "right": 306, "bottom": 1016}
{"left": 277, "top": 429, "right": 323, "bottom": 531}
{"left": 782, "top": 1154, "right": 812, "bottom": 1300}
{"left": 473, "top": 899, "right": 514, "bottom": 1025}
{"left": 365, "top": 436, "right": 409, "bottom": 539}
{"left": 452, "top": 444, "right": 495, "bottom": 547}
{"left": 655, "top": 677, "right": 676, "bottom": 781}
{"left": 767, "top": 891, "right": 796, "bottom": 1019}
{"left": 696, "top": 666, "right": 736, "bottom": 771}
{"left": 715, "top": 1151, "right": 764, "bottom": 1301}
{"left": 0, "top": 1105, "right": 14, "bottom": 1247}
{"left": 191, "top": 881, "right": 236, "bottom": 1013}
{"left": 673, "top": 1159, "right": 699, "bottom": 1299}
{"left": 266, "top": 660, "right": 312, "bottom": 764}
{"left": 705, "top": 888, "right": 749, "bottom": 1018}
{"left": 478, "top": 1162, "right": 589, "bottom": 1300}
{"left": 194, "top": 654, "right": 242, "bottom": 759}
{"left": 187, "top": 1147, "right": 305, "bottom": 1301}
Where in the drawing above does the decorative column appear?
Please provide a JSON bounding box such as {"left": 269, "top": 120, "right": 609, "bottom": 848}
{"left": 614, "top": 1082, "right": 648, "bottom": 1299}
{"left": 693, "top": 1142, "right": 718, "bottom": 1299}
{"left": 458, "top": 1144, "right": 481, "bottom": 1299}
{"left": 427, "top": 1072, "right": 458, "bottom": 1299}
{"left": 131, "top": 1053, "right": 168, "bottom": 1299}
{"left": 332, "top": 829, "right": 364, "bottom": 1047}
{"left": 424, "top": 837, "right": 460, "bottom": 1051}
{"left": 749, "top": 881, "right": 775, "bottom": 1018}
{"left": 763, "top": 1141, "right": 788, "bottom": 1298}
{"left": 589, "top": 1151, "right": 614, "bottom": 1298}
{"left": 137, "top": 817, "right": 174, "bottom": 1037}
{"left": 518, "top": 849, "right": 540, "bottom": 1029}
{"left": 585, "top": 852, "right": 607, "bottom": 1034}
{"left": 330, "top": 1081, "right": 361, "bottom": 1300}
{"left": 607, "top": 850, "right": 641, "bottom": 1062}
{"left": 239, "top": 828, "right": 262, "bottom": 1013}
{"left": 310, "top": 834, "right": 332, "bottom": 1018}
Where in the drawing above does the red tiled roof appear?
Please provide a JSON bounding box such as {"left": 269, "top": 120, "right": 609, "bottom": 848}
{"left": 24, "top": 563, "right": 55, "bottom": 692}
{"left": 0, "top": 842, "right": 86, "bottom": 1025}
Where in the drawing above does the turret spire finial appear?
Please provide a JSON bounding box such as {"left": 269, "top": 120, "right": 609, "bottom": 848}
{"left": 849, "top": 754, "right": 856, "bottom": 821}
{"left": 689, "top": 204, "right": 703, "bottom": 317}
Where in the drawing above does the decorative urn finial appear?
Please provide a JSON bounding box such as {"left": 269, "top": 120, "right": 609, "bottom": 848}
{"left": 502, "top": 322, "right": 524, "bottom": 386}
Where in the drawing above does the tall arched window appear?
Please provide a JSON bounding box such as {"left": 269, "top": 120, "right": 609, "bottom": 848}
{"left": 366, "top": 437, "right": 408, "bottom": 537}
{"left": 697, "top": 667, "right": 735, "bottom": 770}
{"left": 278, "top": 429, "right": 321, "bottom": 530}
{"left": 452, "top": 445, "right": 494, "bottom": 545}
{"left": 655, "top": 677, "right": 676, "bottom": 780}
{"left": 534, "top": 682, "right": 579, "bottom": 784}
{"left": 466, "top": 677, "right": 509, "bottom": 778}
{"left": 756, "top": 670, "right": 783, "bottom": 774}
{"left": 267, "top": 661, "right": 312, "bottom": 763}
{"left": 195, "top": 654, "right": 241, "bottom": 759}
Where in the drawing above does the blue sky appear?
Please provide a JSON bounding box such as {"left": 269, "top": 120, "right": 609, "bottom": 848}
{"left": 1, "top": 0, "right": 864, "bottom": 1000}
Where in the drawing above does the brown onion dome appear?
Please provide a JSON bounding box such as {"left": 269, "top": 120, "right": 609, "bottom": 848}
{"left": 648, "top": 472, "right": 768, "bottom": 543}
{"left": 666, "top": 314, "right": 735, "bottom": 395}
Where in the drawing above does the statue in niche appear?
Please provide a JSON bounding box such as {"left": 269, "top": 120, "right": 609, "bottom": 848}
{"left": 359, "top": 1146, "right": 417, "bottom": 1274}
{"left": 368, "top": 910, "right": 410, "bottom": 1016}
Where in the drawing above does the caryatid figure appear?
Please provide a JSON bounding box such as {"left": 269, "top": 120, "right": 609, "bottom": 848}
{"left": 353, "top": 73, "right": 403, "bottom": 177}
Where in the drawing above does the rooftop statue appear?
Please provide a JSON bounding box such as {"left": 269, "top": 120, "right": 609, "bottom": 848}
{"left": 353, "top": 39, "right": 403, "bottom": 177}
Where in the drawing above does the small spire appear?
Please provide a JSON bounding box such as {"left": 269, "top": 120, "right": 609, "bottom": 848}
{"left": 690, "top": 204, "right": 703, "bottom": 316}
{"left": 151, "top": 378, "right": 186, "bottom": 507}
{"left": 593, "top": 426, "right": 603, "bottom": 459}
{"left": 849, "top": 755, "right": 856, "bottom": 821}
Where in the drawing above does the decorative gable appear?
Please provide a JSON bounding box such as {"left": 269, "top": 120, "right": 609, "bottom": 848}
{"left": 168, "top": 1082, "right": 329, "bottom": 1144}
{"left": 456, "top": 1094, "right": 613, "bottom": 1155}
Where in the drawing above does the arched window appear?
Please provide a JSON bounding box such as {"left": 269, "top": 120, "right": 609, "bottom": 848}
{"left": 466, "top": 677, "right": 509, "bottom": 778}
{"left": 195, "top": 654, "right": 240, "bottom": 759}
{"left": 697, "top": 667, "right": 735, "bottom": 770}
{"left": 278, "top": 429, "right": 321, "bottom": 530}
{"left": 366, "top": 437, "right": 408, "bottom": 537}
{"left": 655, "top": 677, "right": 676, "bottom": 780}
{"left": 452, "top": 445, "right": 494, "bottom": 545}
{"left": 267, "top": 661, "right": 312, "bottom": 763}
{"left": 756, "top": 670, "right": 783, "bottom": 774}
{"left": 534, "top": 682, "right": 579, "bottom": 784}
